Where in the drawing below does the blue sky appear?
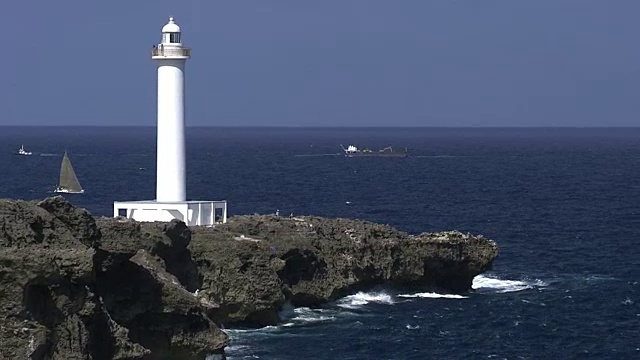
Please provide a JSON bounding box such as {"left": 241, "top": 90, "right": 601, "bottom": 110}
{"left": 2, "top": 0, "right": 639, "bottom": 126}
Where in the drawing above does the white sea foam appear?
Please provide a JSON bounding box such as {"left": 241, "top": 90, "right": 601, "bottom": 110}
{"left": 584, "top": 274, "right": 618, "bottom": 282}
{"left": 221, "top": 344, "right": 255, "bottom": 359}
{"left": 289, "top": 307, "right": 336, "bottom": 324}
{"left": 225, "top": 345, "right": 251, "bottom": 352}
{"left": 472, "top": 275, "right": 546, "bottom": 293}
{"left": 398, "top": 292, "right": 468, "bottom": 299}
{"left": 336, "top": 291, "right": 394, "bottom": 309}
{"left": 224, "top": 325, "right": 280, "bottom": 335}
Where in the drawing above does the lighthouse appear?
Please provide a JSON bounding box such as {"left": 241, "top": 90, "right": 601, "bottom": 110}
{"left": 113, "top": 17, "right": 227, "bottom": 226}
{"left": 154, "top": 17, "right": 188, "bottom": 202}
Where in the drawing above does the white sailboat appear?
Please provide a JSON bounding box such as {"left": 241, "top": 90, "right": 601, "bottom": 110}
{"left": 54, "top": 151, "right": 84, "bottom": 194}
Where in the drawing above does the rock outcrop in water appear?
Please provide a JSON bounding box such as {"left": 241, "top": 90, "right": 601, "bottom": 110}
{"left": 0, "top": 197, "right": 498, "bottom": 359}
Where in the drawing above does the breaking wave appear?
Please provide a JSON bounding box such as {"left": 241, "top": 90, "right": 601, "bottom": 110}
{"left": 472, "top": 274, "right": 547, "bottom": 293}
{"left": 336, "top": 291, "right": 395, "bottom": 309}
{"left": 398, "top": 292, "right": 468, "bottom": 299}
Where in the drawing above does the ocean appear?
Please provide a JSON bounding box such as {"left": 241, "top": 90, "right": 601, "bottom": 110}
{"left": 2, "top": 126, "right": 639, "bottom": 359}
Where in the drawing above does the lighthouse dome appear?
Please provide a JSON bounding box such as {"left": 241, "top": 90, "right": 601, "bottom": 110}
{"left": 162, "top": 17, "right": 181, "bottom": 33}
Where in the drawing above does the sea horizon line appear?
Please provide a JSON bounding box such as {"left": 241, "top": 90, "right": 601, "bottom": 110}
{"left": 2, "top": 125, "right": 640, "bottom": 129}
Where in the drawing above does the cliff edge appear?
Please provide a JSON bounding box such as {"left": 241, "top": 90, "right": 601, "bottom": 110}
{"left": 0, "top": 197, "right": 498, "bottom": 359}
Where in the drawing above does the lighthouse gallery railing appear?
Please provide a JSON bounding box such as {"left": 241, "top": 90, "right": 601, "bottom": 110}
{"left": 152, "top": 47, "right": 191, "bottom": 57}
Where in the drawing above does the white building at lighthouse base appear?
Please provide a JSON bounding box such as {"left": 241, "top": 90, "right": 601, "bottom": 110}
{"left": 113, "top": 200, "right": 227, "bottom": 226}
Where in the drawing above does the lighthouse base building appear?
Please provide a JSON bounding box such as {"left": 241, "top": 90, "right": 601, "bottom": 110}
{"left": 113, "top": 200, "right": 227, "bottom": 226}
{"left": 113, "top": 17, "right": 227, "bottom": 226}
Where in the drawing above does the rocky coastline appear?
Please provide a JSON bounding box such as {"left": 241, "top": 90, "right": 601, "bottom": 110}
{"left": 0, "top": 197, "right": 498, "bottom": 359}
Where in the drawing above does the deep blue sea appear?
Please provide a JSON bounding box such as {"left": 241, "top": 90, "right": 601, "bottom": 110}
{"left": 2, "top": 127, "right": 639, "bottom": 359}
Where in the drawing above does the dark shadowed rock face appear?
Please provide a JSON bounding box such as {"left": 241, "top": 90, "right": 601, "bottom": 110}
{"left": 0, "top": 197, "right": 100, "bottom": 249}
{"left": 0, "top": 197, "right": 227, "bottom": 360}
{"left": 0, "top": 197, "right": 499, "bottom": 358}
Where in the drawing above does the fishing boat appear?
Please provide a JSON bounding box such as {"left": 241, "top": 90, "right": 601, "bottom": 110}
{"left": 17, "top": 145, "right": 32, "bottom": 156}
{"left": 340, "top": 144, "right": 408, "bottom": 158}
{"left": 54, "top": 151, "right": 84, "bottom": 194}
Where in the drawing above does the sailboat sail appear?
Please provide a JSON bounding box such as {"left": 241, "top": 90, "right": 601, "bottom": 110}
{"left": 56, "top": 152, "right": 84, "bottom": 193}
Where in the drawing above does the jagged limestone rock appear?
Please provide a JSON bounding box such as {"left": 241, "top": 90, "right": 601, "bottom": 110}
{"left": 1, "top": 197, "right": 498, "bottom": 357}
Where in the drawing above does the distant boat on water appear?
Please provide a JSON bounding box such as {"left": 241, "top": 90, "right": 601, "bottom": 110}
{"left": 54, "top": 151, "right": 84, "bottom": 194}
{"left": 17, "top": 145, "right": 32, "bottom": 156}
{"left": 340, "top": 144, "right": 408, "bottom": 158}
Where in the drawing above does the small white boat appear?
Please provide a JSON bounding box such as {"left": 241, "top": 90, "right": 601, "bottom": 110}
{"left": 339, "top": 144, "right": 408, "bottom": 158}
{"left": 54, "top": 151, "right": 84, "bottom": 194}
{"left": 17, "top": 145, "right": 32, "bottom": 156}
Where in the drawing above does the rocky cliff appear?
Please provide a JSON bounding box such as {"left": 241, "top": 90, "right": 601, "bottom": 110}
{"left": 0, "top": 197, "right": 498, "bottom": 359}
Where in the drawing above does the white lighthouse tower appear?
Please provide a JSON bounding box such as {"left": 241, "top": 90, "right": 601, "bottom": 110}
{"left": 155, "top": 17, "right": 187, "bottom": 202}
{"left": 113, "top": 17, "right": 227, "bottom": 225}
